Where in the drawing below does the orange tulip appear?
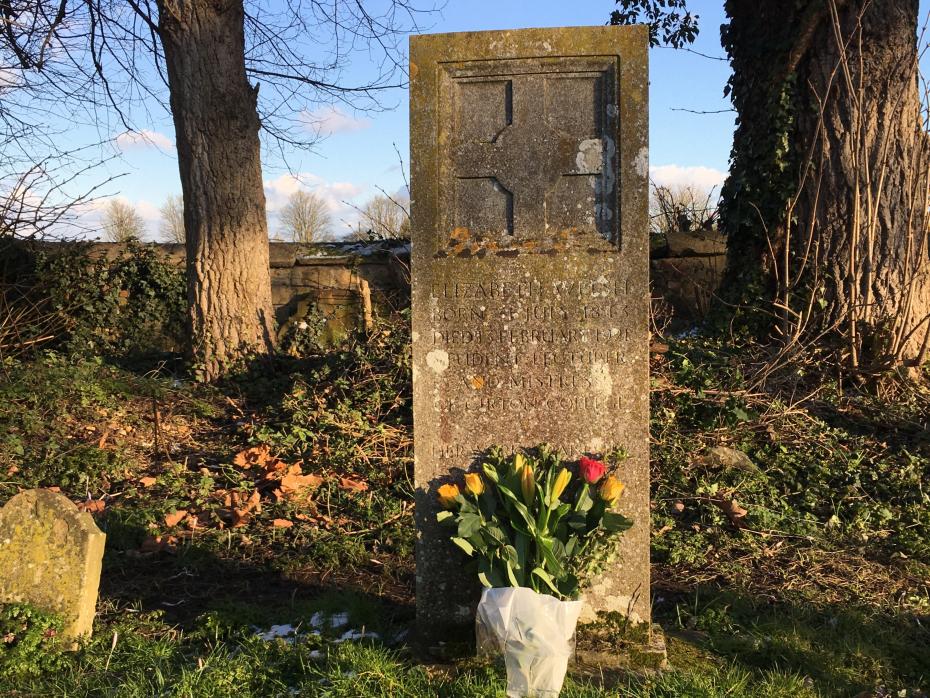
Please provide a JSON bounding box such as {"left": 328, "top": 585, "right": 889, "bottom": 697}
{"left": 438, "top": 483, "right": 461, "bottom": 509}
{"left": 464, "top": 472, "right": 484, "bottom": 496}
{"left": 598, "top": 476, "right": 625, "bottom": 504}
{"left": 520, "top": 463, "right": 535, "bottom": 505}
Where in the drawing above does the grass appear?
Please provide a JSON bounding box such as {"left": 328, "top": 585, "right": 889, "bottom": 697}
{"left": 0, "top": 318, "right": 928, "bottom": 696}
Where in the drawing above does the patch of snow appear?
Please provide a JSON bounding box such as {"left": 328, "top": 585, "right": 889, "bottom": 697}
{"left": 256, "top": 624, "right": 298, "bottom": 642}
{"left": 332, "top": 628, "right": 379, "bottom": 644}
{"left": 295, "top": 239, "right": 410, "bottom": 261}
{"left": 328, "top": 612, "right": 349, "bottom": 629}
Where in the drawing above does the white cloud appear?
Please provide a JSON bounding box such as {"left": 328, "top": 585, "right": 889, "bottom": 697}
{"left": 115, "top": 129, "right": 175, "bottom": 152}
{"left": 0, "top": 68, "right": 21, "bottom": 88}
{"left": 264, "top": 172, "right": 367, "bottom": 237}
{"left": 650, "top": 164, "right": 727, "bottom": 192}
{"left": 299, "top": 105, "right": 371, "bottom": 137}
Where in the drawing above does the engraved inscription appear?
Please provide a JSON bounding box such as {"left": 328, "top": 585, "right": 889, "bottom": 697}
{"left": 426, "top": 267, "right": 637, "bottom": 460}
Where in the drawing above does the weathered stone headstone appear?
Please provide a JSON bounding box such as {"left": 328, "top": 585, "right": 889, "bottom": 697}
{"left": 411, "top": 26, "right": 650, "bottom": 636}
{"left": 0, "top": 489, "right": 106, "bottom": 640}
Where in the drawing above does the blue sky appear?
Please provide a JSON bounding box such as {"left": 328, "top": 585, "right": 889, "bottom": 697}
{"left": 69, "top": 0, "right": 927, "bottom": 240}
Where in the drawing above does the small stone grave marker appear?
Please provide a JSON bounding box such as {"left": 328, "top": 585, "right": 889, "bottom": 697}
{"left": 410, "top": 26, "right": 650, "bottom": 637}
{"left": 0, "top": 489, "right": 106, "bottom": 640}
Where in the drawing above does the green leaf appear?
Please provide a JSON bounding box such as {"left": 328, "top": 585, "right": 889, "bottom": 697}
{"left": 531, "top": 567, "right": 561, "bottom": 596}
{"left": 479, "top": 559, "right": 505, "bottom": 588}
{"left": 498, "top": 485, "right": 538, "bottom": 535}
{"left": 558, "top": 573, "right": 580, "bottom": 599}
{"left": 436, "top": 510, "right": 454, "bottom": 524}
{"left": 478, "top": 572, "right": 494, "bottom": 588}
{"left": 457, "top": 513, "right": 482, "bottom": 538}
{"left": 501, "top": 545, "right": 519, "bottom": 568}
{"left": 548, "top": 503, "right": 571, "bottom": 529}
{"left": 479, "top": 488, "right": 498, "bottom": 517}
{"left": 536, "top": 536, "right": 566, "bottom": 578}
{"left": 564, "top": 537, "right": 578, "bottom": 557}
{"left": 505, "top": 560, "right": 520, "bottom": 587}
{"left": 451, "top": 537, "right": 475, "bottom": 556}
{"left": 483, "top": 525, "right": 507, "bottom": 546}
{"left": 575, "top": 484, "right": 593, "bottom": 514}
{"left": 602, "top": 512, "right": 633, "bottom": 533}
{"left": 514, "top": 532, "right": 529, "bottom": 573}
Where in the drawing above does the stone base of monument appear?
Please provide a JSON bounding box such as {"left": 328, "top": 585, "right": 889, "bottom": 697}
{"left": 414, "top": 618, "right": 669, "bottom": 687}
{"left": 572, "top": 618, "right": 669, "bottom": 675}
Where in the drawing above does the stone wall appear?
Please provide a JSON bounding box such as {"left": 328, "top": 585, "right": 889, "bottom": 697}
{"left": 71, "top": 236, "right": 723, "bottom": 337}
{"left": 649, "top": 229, "right": 727, "bottom": 332}
{"left": 82, "top": 240, "right": 411, "bottom": 342}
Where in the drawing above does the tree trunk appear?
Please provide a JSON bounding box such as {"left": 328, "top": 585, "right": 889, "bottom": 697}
{"left": 158, "top": 0, "right": 275, "bottom": 380}
{"left": 721, "top": 0, "right": 930, "bottom": 369}
{"left": 795, "top": 0, "right": 930, "bottom": 367}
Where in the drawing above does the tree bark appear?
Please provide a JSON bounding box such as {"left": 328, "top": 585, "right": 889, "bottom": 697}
{"left": 794, "top": 0, "right": 930, "bottom": 366}
{"left": 722, "top": 0, "right": 930, "bottom": 369}
{"left": 157, "top": 0, "right": 275, "bottom": 380}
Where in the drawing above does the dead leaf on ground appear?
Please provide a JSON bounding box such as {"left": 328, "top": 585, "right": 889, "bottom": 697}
{"left": 233, "top": 445, "right": 272, "bottom": 469}
{"left": 138, "top": 535, "right": 178, "bottom": 554}
{"left": 164, "top": 509, "right": 188, "bottom": 528}
{"left": 77, "top": 499, "right": 106, "bottom": 514}
{"left": 230, "top": 490, "right": 262, "bottom": 527}
{"left": 714, "top": 498, "right": 748, "bottom": 527}
{"left": 138, "top": 476, "right": 157, "bottom": 488}
{"left": 279, "top": 466, "right": 323, "bottom": 498}
{"left": 272, "top": 519, "right": 294, "bottom": 528}
{"left": 231, "top": 511, "right": 251, "bottom": 528}
{"left": 339, "top": 477, "right": 369, "bottom": 494}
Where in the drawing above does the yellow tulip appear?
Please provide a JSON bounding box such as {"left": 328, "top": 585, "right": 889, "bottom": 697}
{"left": 513, "top": 452, "right": 526, "bottom": 474}
{"left": 464, "top": 472, "right": 484, "bottom": 496}
{"left": 551, "top": 468, "right": 571, "bottom": 504}
{"left": 520, "top": 463, "right": 535, "bottom": 505}
{"left": 598, "top": 476, "right": 625, "bottom": 504}
{"left": 438, "top": 483, "right": 461, "bottom": 509}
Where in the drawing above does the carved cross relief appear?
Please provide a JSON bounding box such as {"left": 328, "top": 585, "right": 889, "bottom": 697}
{"left": 439, "top": 57, "right": 618, "bottom": 247}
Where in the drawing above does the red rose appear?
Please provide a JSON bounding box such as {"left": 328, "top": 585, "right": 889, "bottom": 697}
{"left": 578, "top": 456, "right": 606, "bottom": 484}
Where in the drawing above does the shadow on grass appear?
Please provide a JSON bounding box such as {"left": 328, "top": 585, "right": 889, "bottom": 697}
{"left": 655, "top": 584, "right": 930, "bottom": 696}
{"left": 98, "top": 529, "right": 415, "bottom": 633}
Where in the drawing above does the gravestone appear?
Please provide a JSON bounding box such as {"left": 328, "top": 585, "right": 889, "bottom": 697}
{"left": 0, "top": 489, "right": 106, "bottom": 640}
{"left": 410, "top": 26, "right": 650, "bottom": 637}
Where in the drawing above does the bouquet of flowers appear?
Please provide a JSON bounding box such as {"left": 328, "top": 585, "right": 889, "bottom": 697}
{"left": 436, "top": 446, "right": 632, "bottom": 697}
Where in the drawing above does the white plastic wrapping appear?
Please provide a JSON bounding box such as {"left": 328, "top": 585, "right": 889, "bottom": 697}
{"left": 476, "top": 587, "right": 583, "bottom": 698}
